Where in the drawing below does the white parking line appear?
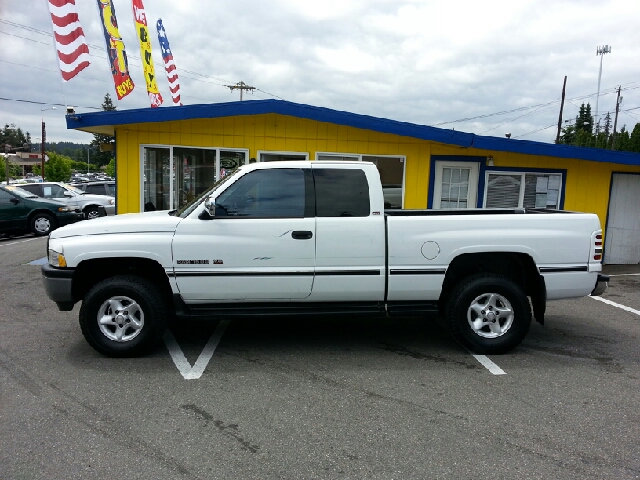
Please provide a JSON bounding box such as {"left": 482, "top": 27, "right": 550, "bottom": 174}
{"left": 0, "top": 237, "right": 39, "bottom": 247}
{"left": 164, "top": 319, "right": 230, "bottom": 379}
{"left": 589, "top": 296, "right": 640, "bottom": 316}
{"left": 469, "top": 353, "right": 507, "bottom": 375}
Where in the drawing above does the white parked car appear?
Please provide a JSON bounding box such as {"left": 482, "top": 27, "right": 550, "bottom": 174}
{"left": 20, "top": 182, "right": 115, "bottom": 219}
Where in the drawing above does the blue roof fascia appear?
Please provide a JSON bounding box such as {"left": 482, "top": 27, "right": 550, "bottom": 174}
{"left": 66, "top": 99, "right": 640, "bottom": 167}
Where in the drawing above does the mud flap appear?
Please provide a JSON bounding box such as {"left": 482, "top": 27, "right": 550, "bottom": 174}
{"left": 531, "top": 274, "right": 546, "bottom": 325}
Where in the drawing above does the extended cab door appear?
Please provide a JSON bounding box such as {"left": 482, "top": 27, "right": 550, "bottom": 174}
{"left": 308, "top": 163, "right": 386, "bottom": 301}
{"left": 172, "top": 166, "right": 316, "bottom": 301}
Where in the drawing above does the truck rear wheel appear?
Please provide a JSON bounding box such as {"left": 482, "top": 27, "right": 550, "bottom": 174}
{"left": 446, "top": 274, "right": 531, "bottom": 354}
{"left": 79, "top": 275, "right": 168, "bottom": 357}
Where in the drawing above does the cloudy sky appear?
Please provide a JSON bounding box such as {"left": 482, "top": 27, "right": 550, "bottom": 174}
{"left": 1, "top": 0, "right": 639, "bottom": 145}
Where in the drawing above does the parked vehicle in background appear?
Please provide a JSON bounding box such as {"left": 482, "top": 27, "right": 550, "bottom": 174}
{"left": 70, "top": 180, "right": 115, "bottom": 197}
{"left": 19, "top": 182, "right": 115, "bottom": 220}
{"left": 0, "top": 185, "right": 83, "bottom": 236}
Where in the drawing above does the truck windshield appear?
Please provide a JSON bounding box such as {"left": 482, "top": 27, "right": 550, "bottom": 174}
{"left": 173, "top": 169, "right": 242, "bottom": 218}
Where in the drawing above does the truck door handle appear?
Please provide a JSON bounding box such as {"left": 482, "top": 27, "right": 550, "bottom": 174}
{"left": 291, "top": 230, "right": 313, "bottom": 240}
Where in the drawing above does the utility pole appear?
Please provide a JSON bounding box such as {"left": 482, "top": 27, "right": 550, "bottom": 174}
{"left": 594, "top": 45, "right": 611, "bottom": 133}
{"left": 4, "top": 143, "right": 10, "bottom": 185}
{"left": 225, "top": 81, "right": 255, "bottom": 101}
{"left": 556, "top": 75, "right": 567, "bottom": 143}
{"left": 611, "top": 85, "right": 622, "bottom": 150}
{"left": 41, "top": 121, "right": 46, "bottom": 181}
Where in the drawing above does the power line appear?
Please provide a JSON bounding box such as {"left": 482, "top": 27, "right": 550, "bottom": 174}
{"left": 0, "top": 19, "right": 284, "bottom": 101}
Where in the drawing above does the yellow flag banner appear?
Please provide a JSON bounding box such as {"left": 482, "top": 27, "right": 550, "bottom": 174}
{"left": 132, "top": 0, "right": 163, "bottom": 107}
{"left": 97, "top": 0, "right": 134, "bottom": 99}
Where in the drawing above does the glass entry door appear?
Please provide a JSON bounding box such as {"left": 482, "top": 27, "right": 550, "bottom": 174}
{"left": 143, "top": 147, "right": 170, "bottom": 211}
{"left": 174, "top": 147, "right": 216, "bottom": 208}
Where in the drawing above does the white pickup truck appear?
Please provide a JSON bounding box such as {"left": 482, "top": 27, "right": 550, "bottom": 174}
{"left": 41, "top": 161, "right": 608, "bottom": 357}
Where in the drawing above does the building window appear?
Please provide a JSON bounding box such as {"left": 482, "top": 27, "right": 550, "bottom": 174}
{"left": 316, "top": 152, "right": 405, "bottom": 209}
{"left": 141, "top": 145, "right": 247, "bottom": 212}
{"left": 432, "top": 160, "right": 479, "bottom": 209}
{"left": 484, "top": 172, "right": 562, "bottom": 209}
{"left": 258, "top": 151, "right": 309, "bottom": 162}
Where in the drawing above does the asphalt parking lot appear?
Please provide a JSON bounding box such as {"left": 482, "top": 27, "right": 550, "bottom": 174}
{"left": 1, "top": 234, "right": 639, "bottom": 480}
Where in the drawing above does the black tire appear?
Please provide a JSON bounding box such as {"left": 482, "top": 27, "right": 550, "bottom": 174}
{"left": 30, "top": 212, "right": 56, "bottom": 236}
{"left": 446, "top": 274, "right": 531, "bottom": 355}
{"left": 79, "top": 275, "right": 168, "bottom": 357}
{"left": 84, "top": 206, "right": 101, "bottom": 220}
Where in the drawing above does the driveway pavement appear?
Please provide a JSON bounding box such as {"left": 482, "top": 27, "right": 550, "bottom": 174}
{"left": 1, "top": 235, "right": 639, "bottom": 480}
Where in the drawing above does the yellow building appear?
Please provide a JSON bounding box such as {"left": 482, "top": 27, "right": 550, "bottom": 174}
{"left": 67, "top": 99, "right": 640, "bottom": 264}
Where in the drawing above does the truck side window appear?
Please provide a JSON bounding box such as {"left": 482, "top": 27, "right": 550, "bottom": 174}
{"left": 313, "top": 168, "right": 370, "bottom": 217}
{"left": 215, "top": 168, "right": 305, "bottom": 218}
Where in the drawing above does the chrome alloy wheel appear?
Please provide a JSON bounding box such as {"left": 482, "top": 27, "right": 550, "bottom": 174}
{"left": 97, "top": 296, "right": 144, "bottom": 342}
{"left": 466, "top": 292, "right": 515, "bottom": 338}
{"left": 86, "top": 209, "right": 101, "bottom": 220}
{"left": 33, "top": 216, "right": 52, "bottom": 234}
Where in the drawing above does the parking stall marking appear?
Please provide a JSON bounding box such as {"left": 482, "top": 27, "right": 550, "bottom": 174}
{"left": 0, "top": 237, "right": 39, "bottom": 247}
{"left": 163, "top": 319, "right": 230, "bottom": 379}
{"left": 589, "top": 296, "right": 640, "bottom": 316}
{"left": 469, "top": 352, "right": 507, "bottom": 375}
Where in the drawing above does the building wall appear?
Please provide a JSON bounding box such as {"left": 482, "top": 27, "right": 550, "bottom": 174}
{"left": 114, "top": 113, "right": 640, "bottom": 228}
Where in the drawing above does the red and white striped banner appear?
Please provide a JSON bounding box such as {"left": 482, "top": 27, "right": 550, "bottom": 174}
{"left": 156, "top": 19, "right": 183, "bottom": 106}
{"left": 46, "top": 0, "right": 90, "bottom": 81}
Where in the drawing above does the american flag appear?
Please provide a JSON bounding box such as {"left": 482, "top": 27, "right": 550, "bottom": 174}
{"left": 156, "top": 19, "right": 183, "bottom": 106}
{"left": 46, "top": 0, "right": 90, "bottom": 81}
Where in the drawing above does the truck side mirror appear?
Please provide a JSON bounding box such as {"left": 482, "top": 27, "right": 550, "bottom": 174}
{"left": 198, "top": 196, "right": 216, "bottom": 220}
{"left": 63, "top": 191, "right": 74, "bottom": 197}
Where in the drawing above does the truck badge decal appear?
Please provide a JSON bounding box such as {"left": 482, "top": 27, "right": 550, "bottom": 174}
{"left": 213, "top": 259, "right": 223, "bottom": 264}
{"left": 176, "top": 260, "right": 210, "bottom": 264}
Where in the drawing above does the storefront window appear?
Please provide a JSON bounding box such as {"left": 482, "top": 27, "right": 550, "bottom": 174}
{"left": 142, "top": 146, "right": 247, "bottom": 211}
{"left": 143, "top": 147, "right": 170, "bottom": 211}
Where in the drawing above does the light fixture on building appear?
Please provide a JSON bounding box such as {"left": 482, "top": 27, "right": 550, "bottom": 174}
{"left": 486, "top": 156, "right": 494, "bottom": 166}
{"left": 505, "top": 133, "right": 511, "bottom": 139}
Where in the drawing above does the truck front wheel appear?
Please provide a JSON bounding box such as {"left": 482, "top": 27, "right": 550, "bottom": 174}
{"left": 79, "top": 275, "right": 168, "bottom": 357}
{"left": 447, "top": 274, "right": 531, "bottom": 354}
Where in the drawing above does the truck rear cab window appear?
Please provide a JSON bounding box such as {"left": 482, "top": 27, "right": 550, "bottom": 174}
{"left": 215, "top": 168, "right": 306, "bottom": 218}
{"left": 313, "top": 168, "right": 370, "bottom": 217}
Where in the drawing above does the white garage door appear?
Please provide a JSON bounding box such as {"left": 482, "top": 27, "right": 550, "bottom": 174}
{"left": 604, "top": 173, "right": 640, "bottom": 264}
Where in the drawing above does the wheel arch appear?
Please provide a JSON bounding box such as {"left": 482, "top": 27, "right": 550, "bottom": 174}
{"left": 27, "top": 208, "right": 56, "bottom": 222}
{"left": 72, "top": 257, "right": 173, "bottom": 311}
{"left": 439, "top": 252, "right": 544, "bottom": 322}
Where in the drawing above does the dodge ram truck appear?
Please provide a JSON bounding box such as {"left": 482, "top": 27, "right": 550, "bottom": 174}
{"left": 41, "top": 161, "right": 608, "bottom": 357}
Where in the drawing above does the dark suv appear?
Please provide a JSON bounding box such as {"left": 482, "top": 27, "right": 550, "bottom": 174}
{"left": 0, "top": 185, "right": 83, "bottom": 236}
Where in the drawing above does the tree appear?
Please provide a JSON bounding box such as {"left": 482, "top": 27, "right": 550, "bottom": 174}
{"left": 629, "top": 123, "right": 640, "bottom": 153}
{"left": 105, "top": 158, "right": 115, "bottom": 177}
{"left": 613, "top": 125, "right": 630, "bottom": 151}
{"left": 43, "top": 152, "right": 73, "bottom": 182}
{"left": 0, "top": 155, "right": 22, "bottom": 179}
{"left": 89, "top": 93, "right": 116, "bottom": 167}
{"left": 575, "top": 103, "right": 594, "bottom": 134}
{"left": 0, "top": 123, "right": 31, "bottom": 148}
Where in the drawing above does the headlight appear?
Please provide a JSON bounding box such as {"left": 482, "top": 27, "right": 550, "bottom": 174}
{"left": 57, "top": 206, "right": 71, "bottom": 212}
{"left": 108, "top": 199, "right": 115, "bottom": 205}
{"left": 48, "top": 249, "right": 67, "bottom": 267}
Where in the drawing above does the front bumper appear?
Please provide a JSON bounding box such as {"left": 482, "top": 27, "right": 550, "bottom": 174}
{"left": 590, "top": 274, "right": 609, "bottom": 296}
{"left": 41, "top": 264, "right": 76, "bottom": 311}
{"left": 104, "top": 204, "right": 116, "bottom": 216}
